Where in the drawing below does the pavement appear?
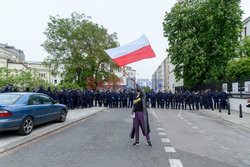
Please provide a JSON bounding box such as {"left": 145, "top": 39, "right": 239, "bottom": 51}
{"left": 0, "top": 107, "right": 106, "bottom": 154}
{"left": 197, "top": 108, "right": 250, "bottom": 129}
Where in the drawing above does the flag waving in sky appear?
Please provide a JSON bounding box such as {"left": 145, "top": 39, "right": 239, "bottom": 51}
{"left": 105, "top": 35, "right": 156, "bottom": 67}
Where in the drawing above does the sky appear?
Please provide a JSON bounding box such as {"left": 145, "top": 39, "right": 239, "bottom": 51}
{"left": 0, "top": 0, "right": 250, "bottom": 80}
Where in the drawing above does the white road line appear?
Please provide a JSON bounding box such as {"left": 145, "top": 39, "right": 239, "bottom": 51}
{"left": 161, "top": 138, "right": 170, "bottom": 143}
{"left": 207, "top": 137, "right": 215, "bottom": 141}
{"left": 187, "top": 122, "right": 192, "bottom": 125}
{"left": 158, "top": 132, "right": 166, "bottom": 136}
{"left": 169, "top": 159, "right": 183, "bottom": 167}
{"left": 180, "top": 117, "right": 184, "bottom": 119}
{"left": 157, "top": 128, "right": 164, "bottom": 131}
{"left": 164, "top": 147, "right": 176, "bottom": 152}
{"left": 220, "top": 146, "right": 230, "bottom": 150}
{"left": 198, "top": 130, "right": 206, "bottom": 134}
{"left": 192, "top": 126, "right": 199, "bottom": 129}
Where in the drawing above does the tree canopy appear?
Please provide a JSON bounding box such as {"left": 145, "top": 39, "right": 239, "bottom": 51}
{"left": 0, "top": 67, "right": 50, "bottom": 89}
{"left": 163, "top": 0, "right": 243, "bottom": 88}
{"left": 42, "top": 12, "right": 119, "bottom": 88}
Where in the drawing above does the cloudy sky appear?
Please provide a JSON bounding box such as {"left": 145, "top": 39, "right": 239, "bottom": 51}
{"left": 1, "top": 0, "right": 249, "bottom": 80}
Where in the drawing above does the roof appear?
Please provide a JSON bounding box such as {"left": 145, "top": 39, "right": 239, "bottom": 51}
{"left": 243, "top": 16, "right": 250, "bottom": 25}
{"left": 0, "top": 43, "right": 25, "bottom": 61}
{"left": 24, "top": 61, "right": 42, "bottom": 65}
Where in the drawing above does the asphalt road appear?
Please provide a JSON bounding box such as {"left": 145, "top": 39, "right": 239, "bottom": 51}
{"left": 152, "top": 108, "right": 250, "bottom": 167}
{"left": 0, "top": 107, "right": 250, "bottom": 167}
{"left": 0, "top": 108, "right": 170, "bottom": 167}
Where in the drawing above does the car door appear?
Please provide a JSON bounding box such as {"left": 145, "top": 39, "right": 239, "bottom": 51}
{"left": 28, "top": 95, "right": 48, "bottom": 125}
{"left": 40, "top": 95, "right": 59, "bottom": 121}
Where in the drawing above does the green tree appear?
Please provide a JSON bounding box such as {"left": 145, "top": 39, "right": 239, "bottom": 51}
{"left": 42, "top": 12, "right": 119, "bottom": 88}
{"left": 163, "top": 0, "right": 243, "bottom": 88}
{"left": 239, "top": 36, "right": 250, "bottom": 57}
{"left": 226, "top": 57, "right": 250, "bottom": 80}
{"left": 0, "top": 67, "right": 51, "bottom": 90}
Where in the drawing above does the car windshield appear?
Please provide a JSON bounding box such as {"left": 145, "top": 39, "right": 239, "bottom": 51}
{"left": 0, "top": 94, "right": 22, "bottom": 105}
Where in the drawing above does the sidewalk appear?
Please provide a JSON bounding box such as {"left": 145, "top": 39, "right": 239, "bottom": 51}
{"left": 197, "top": 108, "right": 250, "bottom": 129}
{"left": 0, "top": 107, "right": 107, "bottom": 154}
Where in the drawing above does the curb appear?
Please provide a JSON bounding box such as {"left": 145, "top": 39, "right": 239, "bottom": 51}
{"left": 0, "top": 108, "right": 107, "bottom": 155}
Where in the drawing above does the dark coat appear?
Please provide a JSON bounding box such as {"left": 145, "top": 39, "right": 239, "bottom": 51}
{"left": 130, "top": 84, "right": 150, "bottom": 139}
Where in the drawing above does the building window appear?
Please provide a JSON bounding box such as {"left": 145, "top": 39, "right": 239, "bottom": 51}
{"left": 54, "top": 80, "right": 57, "bottom": 84}
{"left": 39, "top": 73, "right": 45, "bottom": 78}
{"left": 244, "top": 27, "right": 247, "bottom": 37}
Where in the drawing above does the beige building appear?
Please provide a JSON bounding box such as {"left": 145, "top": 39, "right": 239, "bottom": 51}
{"left": 152, "top": 56, "right": 183, "bottom": 92}
{"left": 0, "top": 43, "right": 60, "bottom": 85}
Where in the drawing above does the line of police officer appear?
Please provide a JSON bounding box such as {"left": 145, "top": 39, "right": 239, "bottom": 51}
{"left": 0, "top": 85, "right": 138, "bottom": 110}
{"left": 146, "top": 89, "right": 228, "bottom": 110}
{"left": 0, "top": 84, "right": 228, "bottom": 111}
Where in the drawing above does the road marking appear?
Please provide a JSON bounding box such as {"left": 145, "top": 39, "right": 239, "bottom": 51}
{"left": 192, "top": 126, "right": 199, "bottom": 129}
{"left": 157, "top": 128, "right": 164, "bottom": 131}
{"left": 187, "top": 122, "right": 192, "bottom": 125}
{"left": 198, "top": 130, "right": 206, "bottom": 134}
{"left": 180, "top": 117, "right": 184, "bottom": 120}
{"left": 164, "top": 147, "right": 176, "bottom": 152}
{"left": 169, "top": 159, "right": 183, "bottom": 167}
{"left": 158, "top": 132, "right": 166, "bottom": 136}
{"left": 161, "top": 138, "right": 170, "bottom": 143}
{"left": 207, "top": 137, "right": 215, "bottom": 141}
{"left": 220, "top": 146, "right": 230, "bottom": 150}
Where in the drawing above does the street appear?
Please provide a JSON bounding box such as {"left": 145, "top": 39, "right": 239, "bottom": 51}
{"left": 0, "top": 108, "right": 250, "bottom": 167}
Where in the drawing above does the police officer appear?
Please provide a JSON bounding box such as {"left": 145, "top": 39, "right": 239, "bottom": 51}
{"left": 162, "top": 90, "right": 167, "bottom": 109}
{"left": 206, "top": 89, "right": 214, "bottom": 110}
{"left": 128, "top": 90, "right": 134, "bottom": 108}
{"left": 151, "top": 90, "right": 156, "bottom": 108}
{"left": 37, "top": 86, "right": 45, "bottom": 94}
{"left": 178, "top": 91, "right": 184, "bottom": 110}
{"left": 77, "top": 89, "right": 84, "bottom": 109}
{"left": 45, "top": 87, "right": 53, "bottom": 98}
{"left": 52, "top": 88, "right": 58, "bottom": 103}
{"left": 123, "top": 90, "right": 128, "bottom": 107}
{"left": 0, "top": 86, "right": 3, "bottom": 93}
{"left": 219, "top": 89, "right": 228, "bottom": 109}
{"left": 167, "top": 90, "right": 173, "bottom": 109}
{"left": 213, "top": 90, "right": 219, "bottom": 109}
{"left": 194, "top": 91, "right": 200, "bottom": 110}
{"left": 25, "top": 87, "right": 30, "bottom": 92}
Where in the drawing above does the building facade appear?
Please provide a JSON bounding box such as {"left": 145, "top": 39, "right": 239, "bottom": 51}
{"left": 1, "top": 43, "right": 136, "bottom": 88}
{"left": 152, "top": 56, "right": 183, "bottom": 92}
{"left": 114, "top": 66, "right": 136, "bottom": 89}
{"left": 0, "top": 43, "right": 59, "bottom": 85}
{"left": 240, "top": 16, "right": 250, "bottom": 40}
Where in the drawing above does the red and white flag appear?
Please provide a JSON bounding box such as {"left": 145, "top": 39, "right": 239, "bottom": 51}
{"left": 105, "top": 35, "right": 156, "bottom": 67}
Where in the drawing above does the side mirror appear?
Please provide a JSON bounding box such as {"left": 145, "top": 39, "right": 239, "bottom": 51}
{"left": 52, "top": 100, "right": 57, "bottom": 104}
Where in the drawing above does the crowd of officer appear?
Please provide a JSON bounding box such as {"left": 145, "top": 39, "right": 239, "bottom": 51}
{"left": 146, "top": 89, "right": 228, "bottom": 110}
{"left": 0, "top": 84, "right": 228, "bottom": 111}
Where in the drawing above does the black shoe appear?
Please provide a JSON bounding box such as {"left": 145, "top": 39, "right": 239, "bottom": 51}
{"left": 147, "top": 141, "right": 152, "bottom": 147}
{"left": 133, "top": 141, "right": 140, "bottom": 146}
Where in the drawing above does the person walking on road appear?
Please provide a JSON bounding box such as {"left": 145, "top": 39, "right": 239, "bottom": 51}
{"left": 130, "top": 82, "right": 152, "bottom": 147}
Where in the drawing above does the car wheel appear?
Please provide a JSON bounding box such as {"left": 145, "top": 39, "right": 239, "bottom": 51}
{"left": 18, "top": 116, "right": 34, "bottom": 136}
{"left": 58, "top": 109, "right": 67, "bottom": 122}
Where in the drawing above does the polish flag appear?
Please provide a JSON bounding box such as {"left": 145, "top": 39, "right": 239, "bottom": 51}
{"left": 105, "top": 35, "right": 156, "bottom": 67}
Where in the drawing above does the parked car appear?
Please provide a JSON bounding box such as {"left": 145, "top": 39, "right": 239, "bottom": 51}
{"left": 247, "top": 99, "right": 250, "bottom": 108}
{"left": 0, "top": 92, "right": 68, "bottom": 135}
